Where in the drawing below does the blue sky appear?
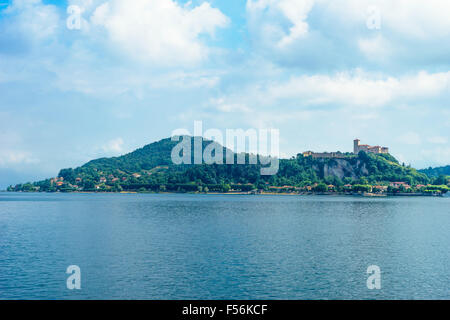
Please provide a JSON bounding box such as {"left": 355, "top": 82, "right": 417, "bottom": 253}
{"left": 0, "top": 0, "right": 449, "bottom": 188}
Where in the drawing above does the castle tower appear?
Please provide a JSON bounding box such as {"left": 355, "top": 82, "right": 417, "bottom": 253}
{"left": 353, "top": 139, "right": 360, "bottom": 154}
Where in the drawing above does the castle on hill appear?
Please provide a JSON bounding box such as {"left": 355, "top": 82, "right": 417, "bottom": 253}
{"left": 302, "top": 139, "right": 389, "bottom": 159}
{"left": 353, "top": 139, "right": 389, "bottom": 154}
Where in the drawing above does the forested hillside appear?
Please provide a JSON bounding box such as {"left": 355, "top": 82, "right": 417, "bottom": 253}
{"left": 419, "top": 165, "right": 450, "bottom": 177}
{"left": 8, "top": 136, "right": 436, "bottom": 193}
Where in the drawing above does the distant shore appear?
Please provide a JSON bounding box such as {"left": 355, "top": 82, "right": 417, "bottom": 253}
{"left": 3, "top": 190, "right": 447, "bottom": 197}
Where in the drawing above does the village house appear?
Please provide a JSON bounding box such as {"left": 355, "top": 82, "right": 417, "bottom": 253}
{"left": 50, "top": 177, "right": 64, "bottom": 186}
{"left": 373, "top": 185, "right": 388, "bottom": 192}
{"left": 390, "top": 182, "right": 411, "bottom": 189}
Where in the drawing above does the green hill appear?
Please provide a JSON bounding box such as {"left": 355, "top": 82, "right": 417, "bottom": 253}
{"left": 419, "top": 165, "right": 450, "bottom": 177}
{"left": 8, "top": 136, "right": 433, "bottom": 193}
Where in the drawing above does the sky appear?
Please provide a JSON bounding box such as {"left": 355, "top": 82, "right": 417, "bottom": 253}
{"left": 0, "top": 0, "right": 449, "bottom": 188}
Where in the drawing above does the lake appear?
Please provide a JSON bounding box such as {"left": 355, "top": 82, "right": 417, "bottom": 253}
{"left": 0, "top": 192, "right": 449, "bottom": 299}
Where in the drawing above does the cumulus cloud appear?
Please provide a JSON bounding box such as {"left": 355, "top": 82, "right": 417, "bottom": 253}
{"left": 11, "top": 0, "right": 60, "bottom": 34}
{"left": 90, "top": 0, "right": 229, "bottom": 65}
{"left": 212, "top": 70, "right": 450, "bottom": 111}
{"left": 190, "top": 68, "right": 449, "bottom": 156}
{"left": 0, "top": 0, "right": 61, "bottom": 56}
{"left": 0, "top": 0, "right": 228, "bottom": 99}
{"left": 247, "top": 0, "right": 314, "bottom": 48}
{"left": 246, "top": 0, "right": 450, "bottom": 70}
{"left": 101, "top": 137, "right": 124, "bottom": 153}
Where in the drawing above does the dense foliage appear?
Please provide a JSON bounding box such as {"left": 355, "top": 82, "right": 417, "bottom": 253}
{"left": 7, "top": 136, "right": 447, "bottom": 194}
{"left": 419, "top": 165, "right": 450, "bottom": 177}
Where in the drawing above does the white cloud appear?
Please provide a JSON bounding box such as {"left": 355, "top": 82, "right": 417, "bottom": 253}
{"left": 68, "top": 0, "right": 98, "bottom": 11}
{"left": 260, "top": 70, "right": 450, "bottom": 108}
{"left": 247, "top": 0, "right": 314, "bottom": 50}
{"left": 247, "top": 0, "right": 314, "bottom": 47}
{"left": 51, "top": 57, "right": 223, "bottom": 98}
{"left": 0, "top": 131, "right": 39, "bottom": 167}
{"left": 419, "top": 147, "right": 450, "bottom": 166}
{"left": 4, "top": 0, "right": 60, "bottom": 42}
{"left": 190, "top": 68, "right": 450, "bottom": 150}
{"left": 101, "top": 137, "right": 124, "bottom": 153}
{"left": 397, "top": 132, "right": 422, "bottom": 145}
{"left": 0, "top": 150, "right": 39, "bottom": 167}
{"left": 246, "top": 0, "right": 450, "bottom": 69}
{"left": 358, "top": 35, "right": 391, "bottom": 63}
{"left": 211, "top": 98, "right": 252, "bottom": 113}
{"left": 427, "top": 136, "right": 448, "bottom": 145}
{"left": 351, "top": 113, "right": 379, "bottom": 121}
{"left": 90, "top": 0, "right": 229, "bottom": 65}
{"left": 378, "top": 0, "right": 450, "bottom": 39}
{"left": 148, "top": 71, "right": 221, "bottom": 89}
{"left": 327, "top": 0, "right": 450, "bottom": 38}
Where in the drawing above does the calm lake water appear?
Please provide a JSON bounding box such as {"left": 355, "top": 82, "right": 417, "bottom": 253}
{"left": 0, "top": 192, "right": 449, "bottom": 300}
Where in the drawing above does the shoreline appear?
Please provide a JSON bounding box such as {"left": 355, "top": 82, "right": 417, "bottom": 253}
{"left": 3, "top": 191, "right": 446, "bottom": 197}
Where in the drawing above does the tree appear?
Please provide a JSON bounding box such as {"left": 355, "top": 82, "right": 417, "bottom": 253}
{"left": 221, "top": 184, "right": 231, "bottom": 193}
{"left": 7, "top": 136, "right": 433, "bottom": 192}
{"left": 434, "top": 175, "right": 448, "bottom": 185}
{"left": 58, "top": 168, "right": 76, "bottom": 183}
{"left": 358, "top": 177, "right": 369, "bottom": 185}
{"left": 313, "top": 183, "right": 328, "bottom": 192}
{"left": 353, "top": 184, "right": 372, "bottom": 192}
{"left": 22, "top": 183, "right": 34, "bottom": 192}
{"left": 82, "top": 180, "right": 95, "bottom": 191}
{"left": 112, "top": 183, "right": 123, "bottom": 192}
